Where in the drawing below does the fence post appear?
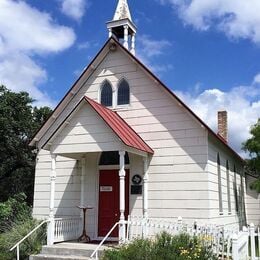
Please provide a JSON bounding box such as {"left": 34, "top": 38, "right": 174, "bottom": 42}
{"left": 47, "top": 218, "right": 55, "bottom": 245}
{"left": 232, "top": 233, "right": 239, "bottom": 260}
{"left": 177, "top": 216, "right": 182, "bottom": 233}
{"left": 142, "top": 217, "right": 148, "bottom": 239}
{"left": 242, "top": 226, "right": 249, "bottom": 258}
{"left": 193, "top": 220, "right": 197, "bottom": 236}
{"left": 257, "top": 227, "right": 260, "bottom": 257}
{"left": 250, "top": 223, "right": 256, "bottom": 260}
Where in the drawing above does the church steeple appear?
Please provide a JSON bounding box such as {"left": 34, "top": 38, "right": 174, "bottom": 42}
{"left": 107, "top": 0, "right": 137, "bottom": 55}
{"left": 113, "top": 0, "right": 132, "bottom": 21}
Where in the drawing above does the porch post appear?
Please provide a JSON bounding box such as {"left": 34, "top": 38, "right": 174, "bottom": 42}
{"left": 80, "top": 157, "right": 86, "bottom": 209}
{"left": 123, "top": 25, "right": 129, "bottom": 49}
{"left": 47, "top": 154, "right": 56, "bottom": 245}
{"left": 119, "top": 151, "right": 126, "bottom": 243}
{"left": 143, "top": 157, "right": 149, "bottom": 219}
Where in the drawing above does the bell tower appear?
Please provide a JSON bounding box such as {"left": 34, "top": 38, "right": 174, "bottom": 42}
{"left": 107, "top": 0, "right": 137, "bottom": 55}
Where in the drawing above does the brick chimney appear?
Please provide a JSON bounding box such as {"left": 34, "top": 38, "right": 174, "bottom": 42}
{"left": 217, "top": 111, "right": 228, "bottom": 142}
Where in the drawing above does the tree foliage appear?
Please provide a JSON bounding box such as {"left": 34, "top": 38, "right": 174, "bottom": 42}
{"left": 0, "top": 86, "right": 52, "bottom": 205}
{"left": 0, "top": 193, "right": 31, "bottom": 230}
{"left": 242, "top": 119, "right": 260, "bottom": 192}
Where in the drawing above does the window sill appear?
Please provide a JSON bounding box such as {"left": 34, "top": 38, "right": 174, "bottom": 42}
{"left": 113, "top": 105, "right": 131, "bottom": 111}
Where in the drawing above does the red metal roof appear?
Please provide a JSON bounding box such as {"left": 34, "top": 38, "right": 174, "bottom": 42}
{"left": 85, "top": 96, "right": 154, "bottom": 154}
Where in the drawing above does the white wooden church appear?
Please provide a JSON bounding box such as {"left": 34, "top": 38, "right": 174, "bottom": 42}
{"left": 30, "top": 0, "right": 259, "bottom": 244}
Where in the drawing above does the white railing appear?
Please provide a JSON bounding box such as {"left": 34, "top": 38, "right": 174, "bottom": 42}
{"left": 10, "top": 219, "right": 49, "bottom": 260}
{"left": 90, "top": 221, "right": 122, "bottom": 260}
{"left": 54, "top": 217, "right": 82, "bottom": 243}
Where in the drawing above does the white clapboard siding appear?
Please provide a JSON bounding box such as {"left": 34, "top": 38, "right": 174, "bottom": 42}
{"left": 207, "top": 136, "right": 246, "bottom": 227}
{"left": 148, "top": 172, "right": 208, "bottom": 182}
{"left": 150, "top": 154, "right": 207, "bottom": 166}
{"left": 148, "top": 190, "right": 210, "bottom": 200}
{"left": 245, "top": 175, "right": 260, "bottom": 226}
{"left": 51, "top": 103, "right": 125, "bottom": 154}
{"left": 33, "top": 150, "right": 80, "bottom": 219}
{"left": 149, "top": 209, "right": 211, "bottom": 220}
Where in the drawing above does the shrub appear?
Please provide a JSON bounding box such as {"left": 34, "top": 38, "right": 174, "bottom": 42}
{"left": 102, "top": 232, "right": 218, "bottom": 260}
{"left": 0, "top": 194, "right": 46, "bottom": 260}
{"left": 102, "top": 238, "right": 153, "bottom": 260}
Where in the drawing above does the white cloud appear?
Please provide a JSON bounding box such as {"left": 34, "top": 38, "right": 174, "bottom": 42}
{"left": 60, "top": 0, "right": 88, "bottom": 21}
{"left": 137, "top": 35, "right": 173, "bottom": 74}
{"left": 158, "top": 0, "right": 260, "bottom": 44}
{"left": 138, "top": 35, "right": 172, "bottom": 58}
{"left": 77, "top": 41, "right": 90, "bottom": 50}
{"left": 0, "top": 0, "right": 76, "bottom": 107}
{"left": 253, "top": 73, "right": 260, "bottom": 84}
{"left": 175, "top": 75, "right": 260, "bottom": 155}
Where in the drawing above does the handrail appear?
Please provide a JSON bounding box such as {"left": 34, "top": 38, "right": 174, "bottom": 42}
{"left": 10, "top": 219, "right": 49, "bottom": 260}
{"left": 91, "top": 221, "right": 125, "bottom": 259}
{"left": 54, "top": 216, "right": 82, "bottom": 221}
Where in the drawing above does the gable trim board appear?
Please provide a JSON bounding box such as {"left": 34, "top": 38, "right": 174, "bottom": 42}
{"left": 29, "top": 37, "right": 113, "bottom": 146}
{"left": 44, "top": 96, "right": 153, "bottom": 155}
{"left": 30, "top": 37, "right": 244, "bottom": 164}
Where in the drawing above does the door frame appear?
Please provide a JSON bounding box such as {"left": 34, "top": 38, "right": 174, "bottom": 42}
{"left": 95, "top": 164, "right": 130, "bottom": 241}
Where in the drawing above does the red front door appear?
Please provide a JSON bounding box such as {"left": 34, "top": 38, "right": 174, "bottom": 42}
{"left": 98, "top": 170, "right": 129, "bottom": 237}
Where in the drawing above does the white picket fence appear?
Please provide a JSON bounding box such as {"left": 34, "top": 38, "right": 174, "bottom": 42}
{"left": 126, "top": 216, "right": 260, "bottom": 260}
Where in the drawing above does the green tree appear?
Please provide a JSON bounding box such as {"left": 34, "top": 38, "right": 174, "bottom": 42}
{"left": 0, "top": 86, "right": 52, "bottom": 205}
{"left": 242, "top": 119, "right": 260, "bottom": 192}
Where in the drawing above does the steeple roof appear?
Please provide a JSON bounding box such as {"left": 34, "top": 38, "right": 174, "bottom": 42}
{"left": 113, "top": 0, "right": 132, "bottom": 21}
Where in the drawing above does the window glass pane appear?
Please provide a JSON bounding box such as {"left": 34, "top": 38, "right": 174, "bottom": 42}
{"left": 117, "top": 79, "right": 130, "bottom": 105}
{"left": 226, "top": 160, "right": 231, "bottom": 213}
{"left": 217, "top": 153, "right": 223, "bottom": 213}
{"left": 234, "top": 165, "right": 239, "bottom": 213}
{"left": 99, "top": 151, "right": 129, "bottom": 165}
{"left": 101, "top": 81, "right": 112, "bottom": 106}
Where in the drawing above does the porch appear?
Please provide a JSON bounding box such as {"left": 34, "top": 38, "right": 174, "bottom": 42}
{"left": 42, "top": 97, "right": 153, "bottom": 245}
{"left": 47, "top": 149, "right": 150, "bottom": 245}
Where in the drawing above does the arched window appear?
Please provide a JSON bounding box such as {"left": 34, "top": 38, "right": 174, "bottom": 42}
{"left": 117, "top": 79, "right": 130, "bottom": 105}
{"left": 101, "top": 81, "right": 113, "bottom": 107}
{"left": 99, "top": 151, "right": 129, "bottom": 165}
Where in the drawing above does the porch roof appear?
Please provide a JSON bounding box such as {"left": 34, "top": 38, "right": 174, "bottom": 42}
{"left": 85, "top": 97, "right": 154, "bottom": 154}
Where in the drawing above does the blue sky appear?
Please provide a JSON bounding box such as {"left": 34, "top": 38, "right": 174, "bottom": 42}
{"left": 0, "top": 0, "right": 259, "bottom": 154}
